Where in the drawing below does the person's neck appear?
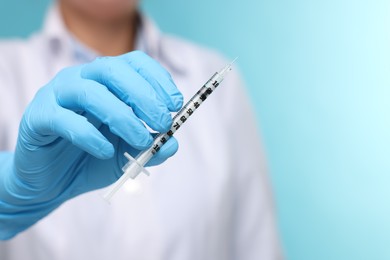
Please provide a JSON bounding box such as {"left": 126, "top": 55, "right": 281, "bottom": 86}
{"left": 59, "top": 2, "right": 137, "bottom": 56}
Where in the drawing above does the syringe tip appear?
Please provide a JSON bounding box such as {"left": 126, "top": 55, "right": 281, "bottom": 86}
{"left": 219, "top": 56, "right": 238, "bottom": 77}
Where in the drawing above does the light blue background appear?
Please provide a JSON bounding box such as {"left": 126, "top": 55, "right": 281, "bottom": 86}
{"left": 1, "top": 1, "right": 390, "bottom": 259}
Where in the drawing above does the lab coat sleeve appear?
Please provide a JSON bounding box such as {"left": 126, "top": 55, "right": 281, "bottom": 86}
{"left": 0, "top": 56, "right": 12, "bottom": 151}
{"left": 224, "top": 70, "right": 283, "bottom": 260}
{"left": 0, "top": 42, "right": 24, "bottom": 153}
{"left": 0, "top": 51, "right": 17, "bottom": 240}
{"left": 0, "top": 46, "right": 37, "bottom": 240}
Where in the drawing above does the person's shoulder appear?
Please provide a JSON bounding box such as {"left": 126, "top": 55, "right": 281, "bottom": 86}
{"left": 0, "top": 39, "right": 27, "bottom": 78}
{"left": 0, "top": 36, "right": 34, "bottom": 64}
{"left": 160, "top": 34, "right": 229, "bottom": 74}
{"left": 0, "top": 38, "right": 26, "bottom": 58}
{"left": 0, "top": 31, "right": 47, "bottom": 54}
{"left": 160, "top": 34, "right": 243, "bottom": 92}
{"left": 0, "top": 33, "right": 46, "bottom": 75}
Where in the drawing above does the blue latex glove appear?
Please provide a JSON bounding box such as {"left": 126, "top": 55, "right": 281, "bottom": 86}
{"left": 0, "top": 51, "right": 183, "bottom": 239}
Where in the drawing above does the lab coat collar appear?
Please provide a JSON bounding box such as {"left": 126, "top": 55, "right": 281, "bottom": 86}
{"left": 41, "top": 3, "right": 72, "bottom": 58}
{"left": 40, "top": 3, "right": 185, "bottom": 74}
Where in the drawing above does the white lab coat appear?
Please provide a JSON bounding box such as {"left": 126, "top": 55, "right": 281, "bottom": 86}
{"left": 0, "top": 5, "right": 282, "bottom": 260}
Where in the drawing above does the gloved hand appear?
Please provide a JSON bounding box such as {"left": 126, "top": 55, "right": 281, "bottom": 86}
{"left": 0, "top": 51, "right": 183, "bottom": 239}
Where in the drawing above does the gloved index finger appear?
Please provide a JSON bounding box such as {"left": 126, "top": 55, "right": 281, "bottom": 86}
{"left": 121, "top": 51, "right": 183, "bottom": 112}
{"left": 80, "top": 56, "right": 174, "bottom": 133}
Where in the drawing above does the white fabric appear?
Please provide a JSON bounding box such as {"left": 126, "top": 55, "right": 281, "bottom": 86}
{"left": 0, "top": 4, "right": 282, "bottom": 260}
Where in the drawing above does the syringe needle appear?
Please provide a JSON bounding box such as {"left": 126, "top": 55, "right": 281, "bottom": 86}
{"left": 231, "top": 56, "right": 239, "bottom": 66}
{"left": 219, "top": 57, "right": 239, "bottom": 77}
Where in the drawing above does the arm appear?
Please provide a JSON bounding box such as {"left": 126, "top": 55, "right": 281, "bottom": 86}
{"left": 0, "top": 51, "right": 183, "bottom": 240}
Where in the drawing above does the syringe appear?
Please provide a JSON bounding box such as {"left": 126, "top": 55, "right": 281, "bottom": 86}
{"left": 103, "top": 58, "right": 237, "bottom": 202}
